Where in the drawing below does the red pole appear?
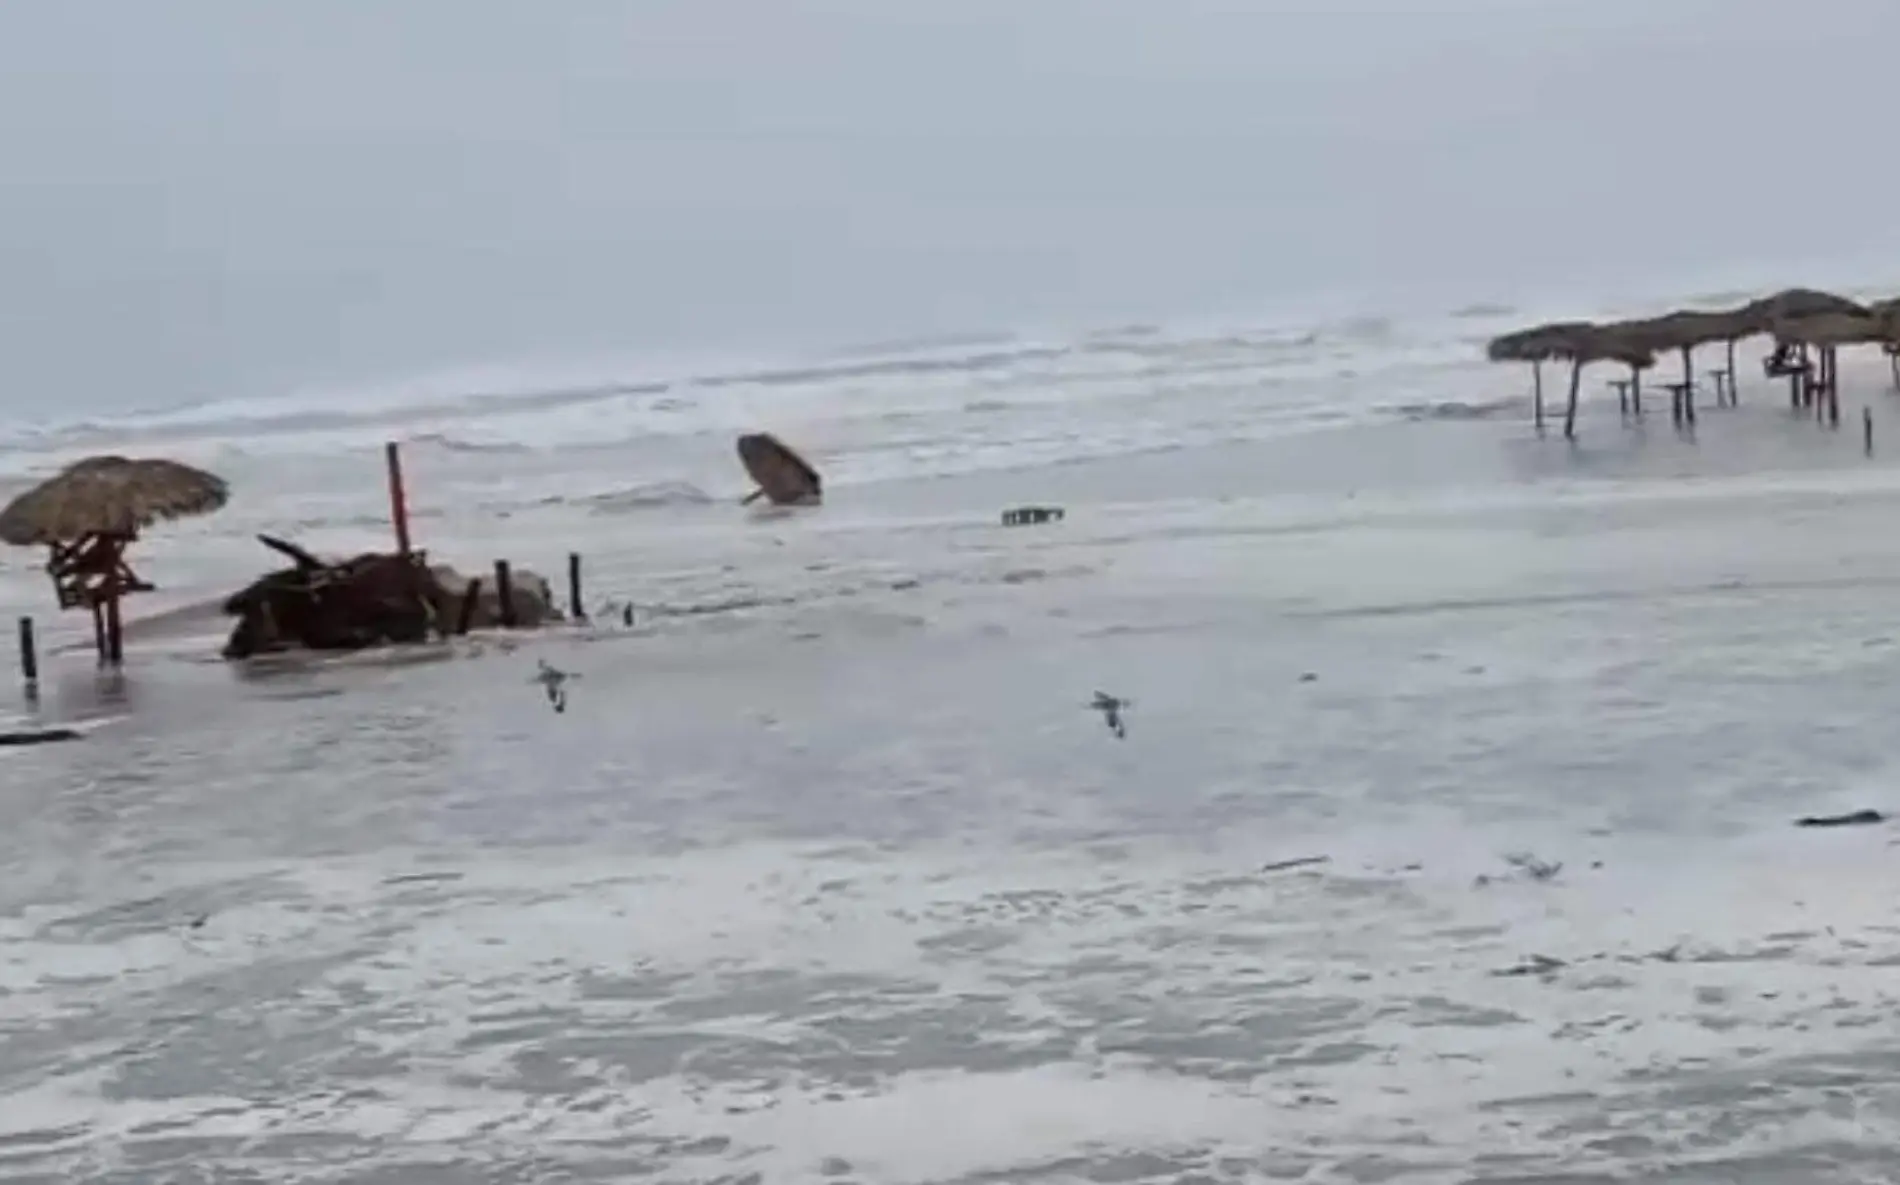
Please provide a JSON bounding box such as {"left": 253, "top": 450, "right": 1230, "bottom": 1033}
{"left": 385, "top": 441, "right": 412, "bottom": 556}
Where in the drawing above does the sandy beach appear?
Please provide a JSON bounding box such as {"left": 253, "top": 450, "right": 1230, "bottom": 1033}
{"left": 7, "top": 367, "right": 1900, "bottom": 1181}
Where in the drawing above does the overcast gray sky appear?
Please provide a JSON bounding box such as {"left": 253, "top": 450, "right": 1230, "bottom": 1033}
{"left": 1, "top": 1, "right": 1897, "bottom": 418}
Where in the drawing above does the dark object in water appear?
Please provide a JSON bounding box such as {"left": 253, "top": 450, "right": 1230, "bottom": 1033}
{"left": 221, "top": 535, "right": 439, "bottom": 659}
{"left": 0, "top": 726, "right": 81, "bottom": 746}
{"left": 221, "top": 535, "right": 559, "bottom": 659}
{"left": 1260, "top": 855, "right": 1330, "bottom": 874}
{"left": 1002, "top": 506, "right": 1065, "bottom": 527}
{"left": 1795, "top": 808, "right": 1885, "bottom": 828}
{"left": 737, "top": 433, "right": 822, "bottom": 506}
{"left": 1491, "top": 954, "right": 1566, "bottom": 978}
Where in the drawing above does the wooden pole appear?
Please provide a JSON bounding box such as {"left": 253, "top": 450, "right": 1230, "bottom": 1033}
{"left": 1865, "top": 407, "right": 1874, "bottom": 456}
{"left": 1532, "top": 362, "right": 1544, "bottom": 434}
{"left": 18, "top": 616, "right": 37, "bottom": 689}
{"left": 105, "top": 593, "right": 123, "bottom": 668}
{"left": 493, "top": 560, "right": 517, "bottom": 629}
{"left": 1564, "top": 360, "right": 1582, "bottom": 440}
{"left": 1827, "top": 348, "right": 1841, "bottom": 428}
{"left": 1726, "top": 338, "right": 1738, "bottom": 404}
{"left": 385, "top": 441, "right": 412, "bottom": 557}
{"left": 456, "top": 578, "right": 483, "bottom": 635}
{"left": 567, "top": 552, "right": 585, "bottom": 621}
{"left": 91, "top": 602, "right": 106, "bottom": 666}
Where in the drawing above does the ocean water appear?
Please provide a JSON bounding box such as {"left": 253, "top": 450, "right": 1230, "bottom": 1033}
{"left": 8, "top": 281, "right": 1900, "bottom": 1182}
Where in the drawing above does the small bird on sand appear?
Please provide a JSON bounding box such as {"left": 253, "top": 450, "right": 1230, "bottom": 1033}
{"left": 532, "top": 659, "right": 578, "bottom": 713}
{"left": 1089, "top": 691, "right": 1130, "bottom": 739}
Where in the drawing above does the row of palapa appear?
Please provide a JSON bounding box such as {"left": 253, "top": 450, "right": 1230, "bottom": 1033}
{"left": 1486, "top": 287, "right": 1900, "bottom": 437}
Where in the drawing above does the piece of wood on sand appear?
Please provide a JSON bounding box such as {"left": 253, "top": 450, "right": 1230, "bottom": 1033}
{"left": 736, "top": 432, "right": 823, "bottom": 506}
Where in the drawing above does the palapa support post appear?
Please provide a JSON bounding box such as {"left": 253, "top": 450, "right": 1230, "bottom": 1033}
{"left": 1726, "top": 338, "right": 1739, "bottom": 405}
{"left": 456, "top": 577, "right": 483, "bottom": 635}
{"left": 104, "top": 593, "right": 123, "bottom": 668}
{"left": 1563, "top": 360, "right": 1582, "bottom": 441}
{"left": 567, "top": 552, "right": 585, "bottom": 621}
{"left": 1865, "top": 407, "right": 1875, "bottom": 457}
{"left": 385, "top": 441, "right": 412, "bottom": 557}
{"left": 1532, "top": 361, "right": 1544, "bottom": 434}
{"left": 17, "top": 616, "right": 37, "bottom": 692}
{"left": 1678, "top": 345, "right": 1695, "bottom": 415}
{"left": 1827, "top": 348, "right": 1842, "bottom": 428}
{"left": 493, "top": 560, "right": 517, "bottom": 629}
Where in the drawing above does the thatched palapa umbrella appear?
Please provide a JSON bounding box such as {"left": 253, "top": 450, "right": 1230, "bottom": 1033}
{"left": 0, "top": 455, "right": 229, "bottom": 665}
{"left": 1558, "top": 324, "right": 1656, "bottom": 439}
{"left": 1485, "top": 320, "right": 1595, "bottom": 434}
{"left": 1769, "top": 308, "right": 1882, "bottom": 425}
{"left": 1621, "top": 308, "right": 1751, "bottom": 412}
{"left": 1867, "top": 297, "right": 1900, "bottom": 389}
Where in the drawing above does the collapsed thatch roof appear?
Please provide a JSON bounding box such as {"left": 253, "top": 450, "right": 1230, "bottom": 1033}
{"left": 0, "top": 455, "right": 229, "bottom": 547}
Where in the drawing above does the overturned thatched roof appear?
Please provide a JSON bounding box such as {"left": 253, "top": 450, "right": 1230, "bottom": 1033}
{"left": 0, "top": 455, "right": 229, "bottom": 547}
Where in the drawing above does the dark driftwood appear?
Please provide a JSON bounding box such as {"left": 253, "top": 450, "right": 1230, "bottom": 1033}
{"left": 1260, "top": 855, "right": 1330, "bottom": 874}
{"left": 1796, "top": 809, "right": 1885, "bottom": 828}
{"left": 257, "top": 533, "right": 324, "bottom": 571}
{"left": 0, "top": 727, "right": 80, "bottom": 746}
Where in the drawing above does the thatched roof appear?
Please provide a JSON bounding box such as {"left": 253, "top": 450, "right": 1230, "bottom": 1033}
{"left": 1739, "top": 287, "right": 1869, "bottom": 333}
{"left": 1772, "top": 310, "right": 1886, "bottom": 347}
{"left": 1620, "top": 309, "right": 1749, "bottom": 351}
{"left": 0, "top": 455, "right": 229, "bottom": 547}
{"left": 1864, "top": 296, "right": 1900, "bottom": 342}
{"left": 1578, "top": 324, "right": 1657, "bottom": 369}
{"left": 1485, "top": 320, "right": 1596, "bottom": 363}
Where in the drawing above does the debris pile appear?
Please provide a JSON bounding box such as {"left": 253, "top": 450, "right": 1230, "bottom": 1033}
{"left": 220, "top": 534, "right": 560, "bottom": 659}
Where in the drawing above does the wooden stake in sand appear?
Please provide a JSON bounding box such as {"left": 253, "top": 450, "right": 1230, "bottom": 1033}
{"left": 17, "top": 615, "right": 36, "bottom": 693}
{"left": 1865, "top": 407, "right": 1875, "bottom": 457}
{"left": 493, "top": 560, "right": 517, "bottom": 629}
{"left": 568, "top": 552, "right": 585, "bottom": 621}
{"left": 456, "top": 578, "right": 483, "bottom": 635}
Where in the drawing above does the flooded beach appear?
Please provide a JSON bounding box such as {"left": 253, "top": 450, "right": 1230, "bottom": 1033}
{"left": 7, "top": 375, "right": 1900, "bottom": 1179}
